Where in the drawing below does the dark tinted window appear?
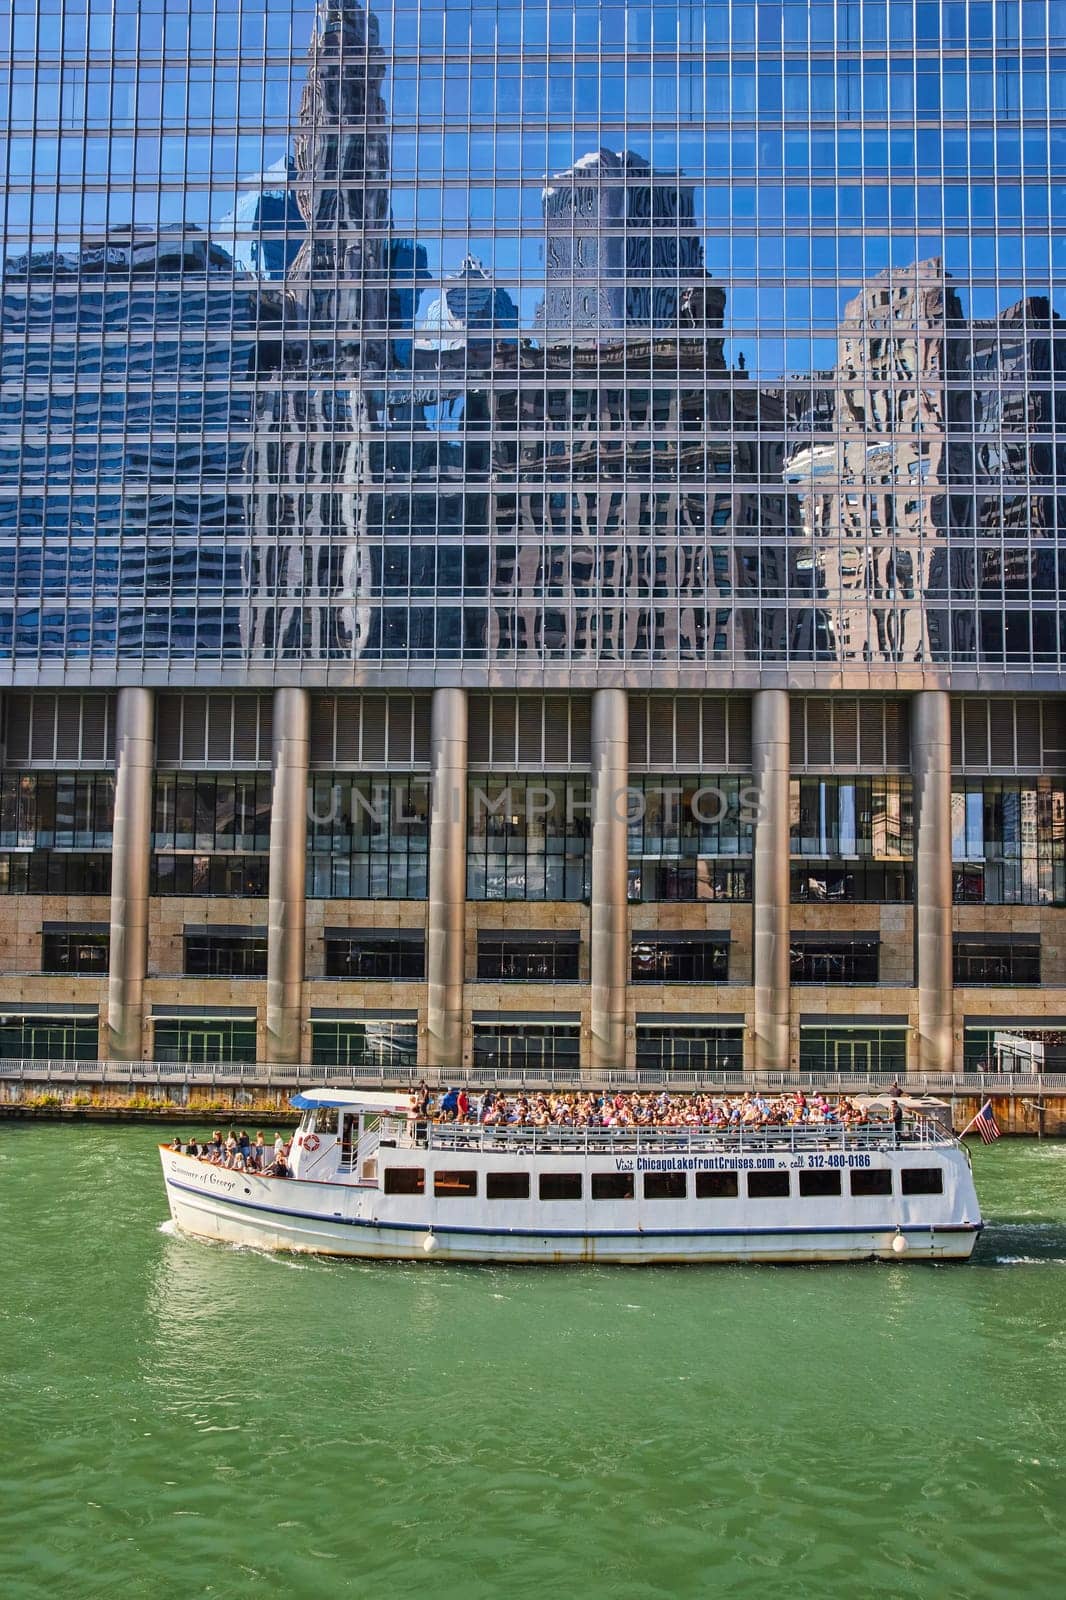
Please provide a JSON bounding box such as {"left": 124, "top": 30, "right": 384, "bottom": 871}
{"left": 592, "top": 1172, "right": 635, "bottom": 1200}
{"left": 486, "top": 1171, "right": 530, "bottom": 1200}
{"left": 183, "top": 929, "right": 267, "bottom": 977}
{"left": 901, "top": 1167, "right": 944, "bottom": 1195}
{"left": 644, "top": 1172, "right": 687, "bottom": 1200}
{"left": 790, "top": 938, "right": 879, "bottom": 983}
{"left": 953, "top": 936, "right": 1040, "bottom": 985}
{"left": 748, "top": 1171, "right": 791, "bottom": 1198}
{"left": 695, "top": 1171, "right": 739, "bottom": 1199}
{"left": 476, "top": 933, "right": 580, "bottom": 981}
{"left": 434, "top": 1170, "right": 477, "bottom": 1197}
{"left": 631, "top": 935, "right": 729, "bottom": 983}
{"left": 851, "top": 1169, "right": 893, "bottom": 1197}
{"left": 798, "top": 1169, "right": 842, "bottom": 1197}
{"left": 384, "top": 1167, "right": 425, "bottom": 1196}
{"left": 325, "top": 931, "right": 425, "bottom": 980}
{"left": 539, "top": 1172, "right": 582, "bottom": 1200}
{"left": 41, "top": 926, "right": 109, "bottom": 974}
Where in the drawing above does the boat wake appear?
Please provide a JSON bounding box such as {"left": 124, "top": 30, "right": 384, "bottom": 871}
{"left": 995, "top": 1255, "right": 1066, "bottom": 1267}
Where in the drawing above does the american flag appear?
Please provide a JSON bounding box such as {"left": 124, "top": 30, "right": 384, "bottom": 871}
{"left": 962, "top": 1099, "right": 1001, "bottom": 1144}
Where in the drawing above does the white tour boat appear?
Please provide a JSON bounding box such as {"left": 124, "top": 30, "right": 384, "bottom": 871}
{"left": 159, "top": 1089, "right": 983, "bottom": 1265}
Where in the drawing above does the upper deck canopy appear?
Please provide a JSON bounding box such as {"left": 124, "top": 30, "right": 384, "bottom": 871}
{"left": 290, "top": 1089, "right": 411, "bottom": 1114}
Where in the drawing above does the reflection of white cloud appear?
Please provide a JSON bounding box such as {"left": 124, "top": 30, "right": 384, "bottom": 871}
{"left": 215, "top": 158, "right": 305, "bottom": 280}
{"left": 416, "top": 255, "right": 518, "bottom": 349}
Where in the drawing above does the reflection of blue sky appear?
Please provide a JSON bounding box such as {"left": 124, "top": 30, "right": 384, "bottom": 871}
{"left": 215, "top": 159, "right": 305, "bottom": 281}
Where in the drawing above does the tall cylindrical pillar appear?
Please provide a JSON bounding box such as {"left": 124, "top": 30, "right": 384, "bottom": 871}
{"left": 426, "top": 687, "right": 467, "bottom": 1070}
{"left": 266, "top": 686, "right": 309, "bottom": 1063}
{"left": 912, "top": 689, "right": 953, "bottom": 1074}
{"left": 589, "top": 688, "right": 629, "bottom": 1071}
{"left": 107, "top": 687, "right": 155, "bottom": 1060}
{"left": 751, "top": 688, "right": 790, "bottom": 1073}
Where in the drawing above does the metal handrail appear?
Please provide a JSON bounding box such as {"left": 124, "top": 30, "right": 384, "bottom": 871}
{"left": 1, "top": 1057, "right": 1064, "bottom": 1096}
{"left": 422, "top": 1117, "right": 953, "bottom": 1154}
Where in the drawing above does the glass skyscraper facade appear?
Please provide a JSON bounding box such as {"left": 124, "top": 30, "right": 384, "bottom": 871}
{"left": 1, "top": 1, "right": 1065, "bottom": 1077}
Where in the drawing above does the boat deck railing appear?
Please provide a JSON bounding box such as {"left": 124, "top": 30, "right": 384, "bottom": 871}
{"left": 413, "top": 1116, "right": 953, "bottom": 1156}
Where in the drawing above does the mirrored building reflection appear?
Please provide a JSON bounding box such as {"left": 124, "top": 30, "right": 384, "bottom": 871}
{"left": 2, "top": 0, "right": 1066, "bottom": 1080}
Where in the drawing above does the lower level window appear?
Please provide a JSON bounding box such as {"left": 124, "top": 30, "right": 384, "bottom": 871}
{"left": 798, "top": 1170, "right": 842, "bottom": 1197}
{"left": 591, "top": 1172, "right": 635, "bottom": 1200}
{"left": 184, "top": 929, "right": 267, "bottom": 978}
{"left": 790, "top": 937, "right": 879, "bottom": 984}
{"left": 473, "top": 1022, "right": 580, "bottom": 1073}
{"left": 799, "top": 1026, "right": 907, "bottom": 1076}
{"left": 0, "top": 1014, "right": 98, "bottom": 1060}
{"left": 539, "top": 1172, "right": 582, "bottom": 1200}
{"left": 486, "top": 1171, "right": 530, "bottom": 1200}
{"left": 851, "top": 1169, "right": 892, "bottom": 1197}
{"left": 41, "top": 926, "right": 109, "bottom": 975}
{"left": 434, "top": 1170, "right": 478, "bottom": 1198}
{"left": 964, "top": 1027, "right": 1066, "bottom": 1074}
{"left": 311, "top": 1020, "right": 417, "bottom": 1069}
{"left": 476, "top": 933, "right": 580, "bottom": 981}
{"left": 901, "top": 1167, "right": 944, "bottom": 1195}
{"left": 631, "top": 934, "right": 729, "bottom": 983}
{"left": 696, "top": 1171, "right": 739, "bottom": 1198}
{"left": 953, "top": 936, "right": 1040, "bottom": 985}
{"left": 153, "top": 1019, "right": 256, "bottom": 1064}
{"left": 644, "top": 1172, "right": 687, "bottom": 1200}
{"left": 324, "top": 931, "right": 425, "bottom": 980}
{"left": 384, "top": 1167, "right": 424, "bottom": 1196}
{"left": 747, "top": 1171, "right": 791, "bottom": 1198}
{"left": 635, "top": 1025, "right": 743, "bottom": 1074}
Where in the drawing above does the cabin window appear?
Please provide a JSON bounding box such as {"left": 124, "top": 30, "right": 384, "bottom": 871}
{"left": 486, "top": 1171, "right": 530, "bottom": 1200}
{"left": 384, "top": 1167, "right": 424, "bottom": 1195}
{"left": 434, "top": 1170, "right": 478, "bottom": 1198}
{"left": 591, "top": 1172, "right": 634, "bottom": 1200}
{"left": 850, "top": 1169, "right": 892, "bottom": 1197}
{"left": 644, "top": 1172, "right": 687, "bottom": 1200}
{"left": 901, "top": 1167, "right": 944, "bottom": 1195}
{"left": 310, "top": 1107, "right": 339, "bottom": 1135}
{"left": 798, "top": 1170, "right": 842, "bottom": 1197}
{"left": 747, "top": 1171, "right": 790, "bottom": 1198}
{"left": 695, "top": 1171, "right": 739, "bottom": 1198}
{"left": 539, "top": 1173, "right": 582, "bottom": 1200}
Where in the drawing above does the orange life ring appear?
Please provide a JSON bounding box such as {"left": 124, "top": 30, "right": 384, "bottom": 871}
{"left": 303, "top": 1133, "right": 321, "bottom": 1153}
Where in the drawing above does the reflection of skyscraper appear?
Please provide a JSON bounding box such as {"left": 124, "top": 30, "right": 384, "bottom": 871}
{"left": 538, "top": 149, "right": 714, "bottom": 337}
{"left": 3, "top": 0, "right": 1065, "bottom": 1088}
{"left": 245, "top": 0, "right": 426, "bottom": 659}
{"left": 0, "top": 226, "right": 254, "bottom": 661}
{"left": 787, "top": 260, "right": 964, "bottom": 665}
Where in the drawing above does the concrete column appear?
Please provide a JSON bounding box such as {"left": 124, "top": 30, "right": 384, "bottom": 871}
{"left": 107, "top": 687, "right": 155, "bottom": 1060}
{"left": 426, "top": 687, "right": 467, "bottom": 1070}
{"left": 751, "top": 688, "right": 790, "bottom": 1073}
{"left": 589, "top": 688, "right": 629, "bottom": 1071}
{"left": 912, "top": 690, "right": 953, "bottom": 1074}
{"left": 266, "top": 687, "right": 309, "bottom": 1063}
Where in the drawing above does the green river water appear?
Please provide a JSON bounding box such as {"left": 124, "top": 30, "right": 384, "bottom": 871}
{"left": 2, "top": 1126, "right": 1065, "bottom": 1600}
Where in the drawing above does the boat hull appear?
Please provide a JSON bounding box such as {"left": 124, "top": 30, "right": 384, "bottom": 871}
{"left": 161, "top": 1152, "right": 980, "bottom": 1265}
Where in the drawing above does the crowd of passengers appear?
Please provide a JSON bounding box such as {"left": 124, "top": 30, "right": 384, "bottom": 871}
{"left": 416, "top": 1087, "right": 901, "bottom": 1131}
{"left": 168, "top": 1129, "right": 292, "bottom": 1175}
